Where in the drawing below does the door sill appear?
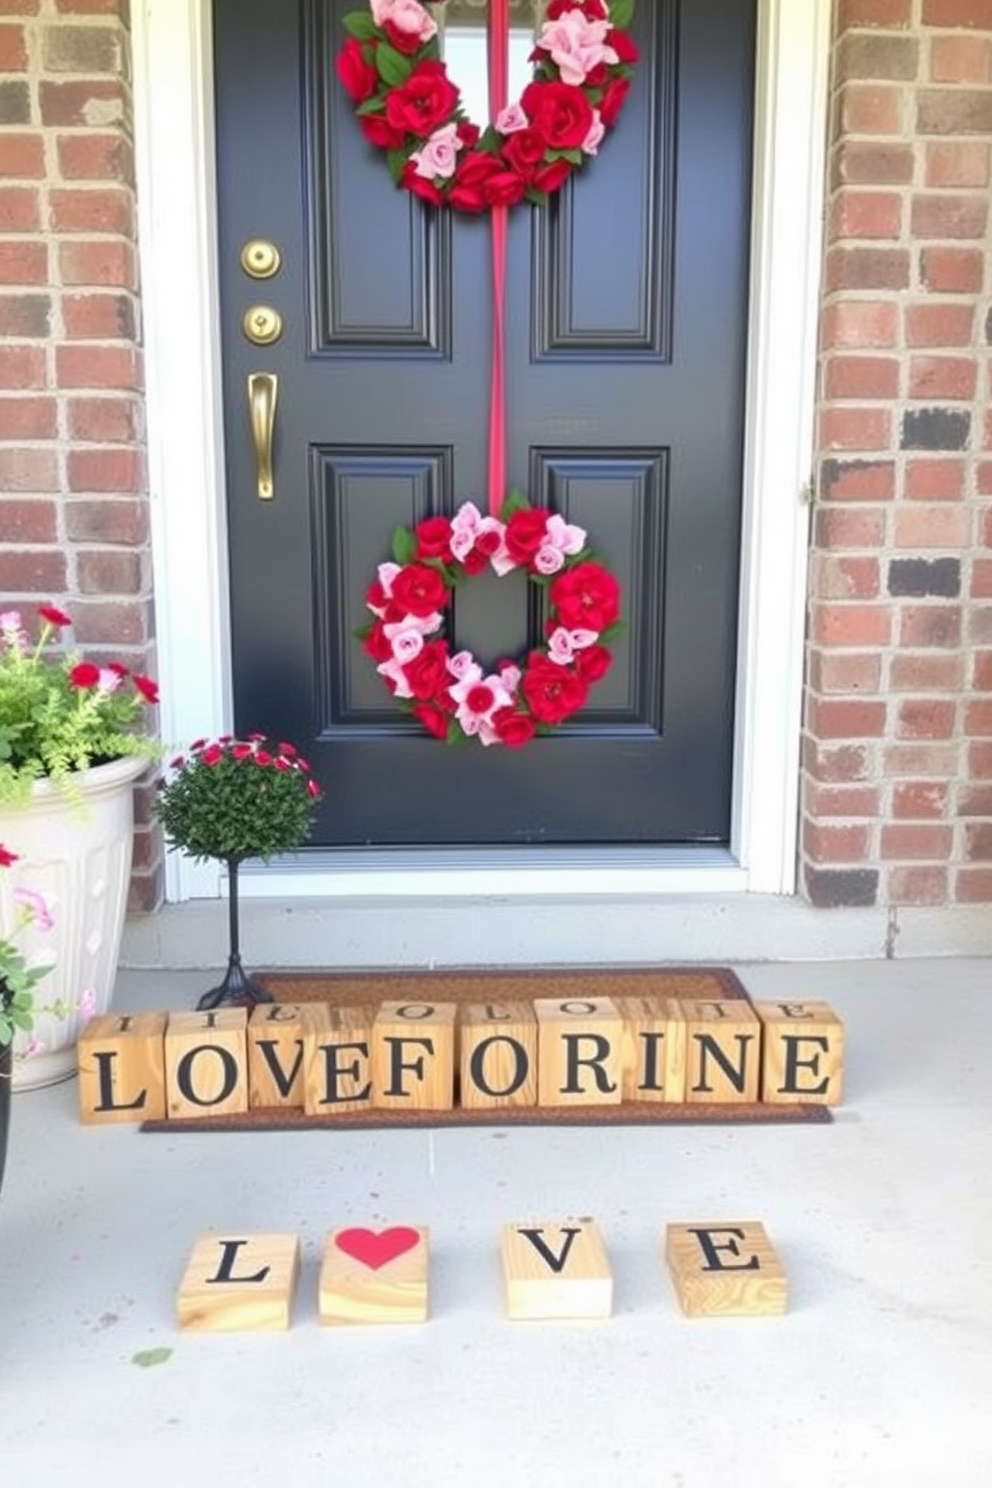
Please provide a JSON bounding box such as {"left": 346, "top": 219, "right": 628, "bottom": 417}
{"left": 236, "top": 846, "right": 746, "bottom": 899}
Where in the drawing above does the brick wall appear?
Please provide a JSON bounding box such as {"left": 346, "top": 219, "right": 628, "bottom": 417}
{"left": 0, "top": 0, "right": 161, "bottom": 912}
{"left": 804, "top": 0, "right": 992, "bottom": 908}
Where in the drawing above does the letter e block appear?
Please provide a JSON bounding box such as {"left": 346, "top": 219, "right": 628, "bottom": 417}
{"left": 247, "top": 1003, "right": 306, "bottom": 1109}
{"left": 164, "top": 1009, "right": 248, "bottom": 1120}
{"left": 459, "top": 1001, "right": 537, "bottom": 1109}
{"left": 615, "top": 996, "right": 686, "bottom": 1103}
{"left": 665, "top": 1221, "right": 787, "bottom": 1317}
{"left": 684, "top": 1000, "right": 762, "bottom": 1104}
{"left": 502, "top": 1220, "right": 613, "bottom": 1320}
{"left": 177, "top": 1232, "right": 300, "bottom": 1331}
{"left": 304, "top": 1004, "right": 374, "bottom": 1115}
{"left": 754, "top": 1000, "right": 845, "bottom": 1105}
{"left": 77, "top": 1012, "right": 168, "bottom": 1124}
{"left": 372, "top": 1001, "right": 456, "bottom": 1111}
{"left": 319, "top": 1224, "right": 429, "bottom": 1325}
{"left": 534, "top": 997, "right": 623, "bottom": 1107}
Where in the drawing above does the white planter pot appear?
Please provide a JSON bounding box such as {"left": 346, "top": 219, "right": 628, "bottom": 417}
{"left": 0, "top": 757, "right": 145, "bottom": 1091}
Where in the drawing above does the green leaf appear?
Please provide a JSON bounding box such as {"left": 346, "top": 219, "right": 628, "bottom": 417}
{"left": 525, "top": 188, "right": 548, "bottom": 207}
{"left": 353, "top": 619, "right": 373, "bottom": 641}
{"left": 607, "top": 0, "right": 636, "bottom": 33}
{"left": 446, "top": 719, "right": 470, "bottom": 746}
{"left": 479, "top": 126, "right": 501, "bottom": 151}
{"left": 386, "top": 148, "right": 409, "bottom": 185}
{"left": 343, "top": 12, "right": 379, "bottom": 40}
{"left": 376, "top": 42, "right": 414, "bottom": 87}
{"left": 558, "top": 148, "right": 583, "bottom": 165}
{"left": 356, "top": 95, "right": 386, "bottom": 116}
{"left": 499, "top": 489, "right": 531, "bottom": 520}
{"left": 132, "top": 1348, "right": 173, "bottom": 1369}
{"left": 598, "top": 621, "right": 627, "bottom": 645}
{"left": 391, "top": 525, "right": 418, "bottom": 565}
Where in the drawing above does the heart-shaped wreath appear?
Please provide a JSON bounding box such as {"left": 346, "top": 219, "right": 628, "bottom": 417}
{"left": 359, "top": 494, "right": 624, "bottom": 747}
{"left": 337, "top": 0, "right": 638, "bottom": 212}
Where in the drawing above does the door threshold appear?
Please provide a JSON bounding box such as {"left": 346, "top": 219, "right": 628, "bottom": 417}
{"left": 236, "top": 846, "right": 747, "bottom": 899}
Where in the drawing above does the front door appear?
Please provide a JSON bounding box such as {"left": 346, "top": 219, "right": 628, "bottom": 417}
{"left": 212, "top": 0, "right": 755, "bottom": 849}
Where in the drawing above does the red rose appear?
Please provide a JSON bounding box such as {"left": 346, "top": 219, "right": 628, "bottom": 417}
{"left": 473, "top": 526, "right": 503, "bottom": 558}
{"left": 385, "top": 61, "right": 459, "bottom": 138}
{"left": 336, "top": 38, "right": 379, "bottom": 103}
{"left": 389, "top": 563, "right": 449, "bottom": 618}
{"left": 363, "top": 619, "right": 393, "bottom": 663}
{"left": 449, "top": 151, "right": 502, "bottom": 213}
{"left": 404, "top": 640, "right": 450, "bottom": 701}
{"left": 415, "top": 516, "right": 453, "bottom": 560}
{"left": 69, "top": 661, "right": 100, "bottom": 689}
{"left": 611, "top": 30, "right": 640, "bottom": 65}
{"left": 201, "top": 744, "right": 223, "bottom": 766}
{"left": 492, "top": 709, "right": 537, "bottom": 748}
{"left": 599, "top": 76, "right": 631, "bottom": 129}
{"left": 500, "top": 128, "right": 548, "bottom": 182}
{"left": 583, "top": 63, "right": 608, "bottom": 88}
{"left": 504, "top": 507, "right": 550, "bottom": 565}
{"left": 550, "top": 562, "right": 620, "bottom": 632}
{"left": 522, "top": 659, "right": 588, "bottom": 725}
{"left": 382, "top": 19, "right": 424, "bottom": 55}
{"left": 402, "top": 161, "right": 445, "bottom": 204}
{"left": 522, "top": 80, "right": 594, "bottom": 150}
{"left": 414, "top": 702, "right": 450, "bottom": 740}
{"left": 361, "top": 113, "right": 406, "bottom": 150}
{"left": 484, "top": 168, "right": 528, "bottom": 208}
{"left": 457, "top": 120, "right": 480, "bottom": 150}
{"left": 0, "top": 846, "right": 18, "bottom": 867}
{"left": 573, "top": 644, "right": 613, "bottom": 683}
{"left": 530, "top": 158, "right": 573, "bottom": 196}
{"left": 39, "top": 604, "right": 72, "bottom": 629}
{"left": 461, "top": 547, "right": 488, "bottom": 575}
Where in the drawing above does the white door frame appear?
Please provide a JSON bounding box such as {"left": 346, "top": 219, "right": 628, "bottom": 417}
{"left": 131, "top": 0, "right": 831, "bottom": 903}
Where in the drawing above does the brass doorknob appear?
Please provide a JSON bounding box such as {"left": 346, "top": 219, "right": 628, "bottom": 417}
{"left": 240, "top": 239, "right": 281, "bottom": 279}
{"left": 247, "top": 373, "right": 278, "bottom": 501}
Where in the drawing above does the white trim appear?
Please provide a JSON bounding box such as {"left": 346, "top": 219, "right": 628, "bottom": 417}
{"left": 132, "top": 0, "right": 831, "bottom": 904}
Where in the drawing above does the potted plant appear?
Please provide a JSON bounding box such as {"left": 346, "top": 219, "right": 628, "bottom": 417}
{"left": 155, "top": 736, "right": 321, "bottom": 1009}
{"left": 0, "top": 605, "right": 160, "bottom": 1089}
{"left": 0, "top": 845, "right": 55, "bottom": 1193}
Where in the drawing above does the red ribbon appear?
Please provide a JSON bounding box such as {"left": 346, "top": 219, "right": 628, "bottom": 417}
{"left": 487, "top": 0, "right": 509, "bottom": 519}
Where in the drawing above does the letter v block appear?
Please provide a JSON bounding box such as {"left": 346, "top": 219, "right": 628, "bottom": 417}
{"left": 502, "top": 1220, "right": 613, "bottom": 1320}
{"left": 248, "top": 1002, "right": 307, "bottom": 1109}
{"left": 664, "top": 1221, "right": 788, "bottom": 1317}
{"left": 176, "top": 1233, "right": 300, "bottom": 1332}
{"left": 77, "top": 1012, "right": 167, "bottom": 1124}
{"left": 319, "top": 1225, "right": 429, "bottom": 1325}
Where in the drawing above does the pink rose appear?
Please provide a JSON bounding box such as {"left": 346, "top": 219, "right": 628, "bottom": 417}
{"left": 370, "top": 0, "right": 437, "bottom": 50}
{"left": 411, "top": 122, "right": 462, "bottom": 180}
{"left": 536, "top": 11, "right": 618, "bottom": 87}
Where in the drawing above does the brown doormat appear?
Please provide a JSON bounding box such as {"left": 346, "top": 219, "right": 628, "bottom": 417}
{"left": 139, "top": 967, "right": 833, "bottom": 1132}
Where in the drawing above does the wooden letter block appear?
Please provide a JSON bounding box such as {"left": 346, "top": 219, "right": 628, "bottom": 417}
{"left": 459, "top": 1001, "right": 537, "bottom": 1109}
{"left": 319, "top": 1225, "right": 429, "bottom": 1325}
{"left": 534, "top": 996, "right": 623, "bottom": 1107}
{"left": 164, "top": 1009, "right": 248, "bottom": 1120}
{"left": 615, "top": 996, "right": 687, "bottom": 1103}
{"left": 684, "top": 999, "right": 762, "bottom": 1104}
{"left": 248, "top": 1003, "right": 307, "bottom": 1109}
{"left": 177, "top": 1232, "right": 300, "bottom": 1332}
{"left": 754, "top": 1000, "right": 845, "bottom": 1105}
{"left": 665, "top": 1221, "right": 787, "bottom": 1317}
{"left": 372, "top": 1000, "right": 456, "bottom": 1111}
{"left": 77, "top": 1012, "right": 168, "bottom": 1124}
{"left": 304, "top": 1004, "right": 374, "bottom": 1115}
{"left": 502, "top": 1220, "right": 613, "bottom": 1320}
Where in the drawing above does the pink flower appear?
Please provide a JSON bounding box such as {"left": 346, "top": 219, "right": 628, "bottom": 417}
{"left": 371, "top": 0, "right": 437, "bottom": 47}
{"left": 0, "top": 610, "right": 23, "bottom": 633}
{"left": 581, "top": 109, "right": 606, "bottom": 155}
{"left": 449, "top": 668, "right": 515, "bottom": 737}
{"left": 536, "top": 11, "right": 618, "bottom": 87}
{"left": 390, "top": 628, "right": 426, "bottom": 665}
{"left": 97, "top": 667, "right": 122, "bottom": 694}
{"left": 496, "top": 102, "right": 530, "bottom": 134}
{"left": 547, "top": 626, "right": 577, "bottom": 665}
{"left": 446, "top": 649, "right": 479, "bottom": 682}
{"left": 546, "top": 512, "right": 587, "bottom": 556}
{"left": 411, "top": 122, "right": 463, "bottom": 181}
{"left": 376, "top": 656, "right": 415, "bottom": 699}
{"left": 449, "top": 502, "right": 507, "bottom": 566}
{"left": 534, "top": 544, "right": 567, "bottom": 576}
{"left": 14, "top": 887, "right": 54, "bottom": 933}
{"left": 78, "top": 987, "right": 98, "bottom": 1019}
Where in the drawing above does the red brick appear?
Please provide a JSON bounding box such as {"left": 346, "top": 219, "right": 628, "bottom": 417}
{"left": 0, "top": 345, "right": 45, "bottom": 389}
{"left": 839, "top": 83, "right": 905, "bottom": 135}
{"left": 803, "top": 820, "right": 872, "bottom": 864}
{"left": 806, "top": 784, "right": 881, "bottom": 817}
{"left": 978, "top": 461, "right": 992, "bottom": 496}
{"left": 815, "top": 508, "right": 887, "bottom": 547}
{"left": 888, "top": 866, "right": 949, "bottom": 904}
{"left": 956, "top": 868, "right": 992, "bottom": 902}
{"left": 899, "top": 605, "right": 962, "bottom": 647}
{"left": 0, "top": 448, "right": 58, "bottom": 493}
{"left": 0, "top": 242, "right": 48, "bottom": 285}
{"left": 959, "top": 784, "right": 992, "bottom": 813}
{"left": 911, "top": 194, "right": 989, "bottom": 239}
{"left": 930, "top": 35, "right": 992, "bottom": 83}
{"left": 964, "top": 823, "right": 992, "bottom": 860}
{"left": 59, "top": 241, "right": 136, "bottom": 290}
{"left": 884, "top": 742, "right": 959, "bottom": 776}
{"left": 0, "top": 24, "right": 28, "bottom": 70}
{"left": 969, "top": 741, "right": 992, "bottom": 776}
{"left": 820, "top": 459, "right": 895, "bottom": 503}
{"left": 964, "top": 699, "right": 992, "bottom": 734}
{"left": 0, "top": 551, "right": 66, "bottom": 592}
{"left": 837, "top": 33, "right": 920, "bottom": 82}
{"left": 905, "top": 458, "right": 966, "bottom": 500}
{"left": 917, "top": 89, "right": 992, "bottom": 136}
{"left": 56, "top": 344, "right": 142, "bottom": 390}
{"left": 0, "top": 134, "right": 44, "bottom": 178}
{"left": 838, "top": 0, "right": 911, "bottom": 24}
{"left": 819, "top": 406, "right": 892, "bottom": 451}
{"left": 57, "top": 134, "right": 134, "bottom": 183}
{"left": 821, "top": 301, "right": 899, "bottom": 349}
{"left": 970, "top": 607, "right": 992, "bottom": 643}
{"left": 0, "top": 395, "right": 56, "bottom": 439}
{"left": 829, "top": 190, "right": 903, "bottom": 240}
{"left": 889, "top": 652, "right": 964, "bottom": 690}
{"left": 62, "top": 292, "right": 136, "bottom": 340}
{"left": 0, "top": 499, "right": 56, "bottom": 542}
{"left": 809, "top": 651, "right": 883, "bottom": 694}
{"left": 919, "top": 247, "right": 985, "bottom": 294}
{"left": 70, "top": 599, "right": 151, "bottom": 647}
{"left": 894, "top": 507, "right": 971, "bottom": 548}
{"left": 973, "top": 651, "right": 992, "bottom": 689}
{"left": 924, "top": 141, "right": 990, "bottom": 189}
{"left": 67, "top": 447, "right": 144, "bottom": 494}
{"left": 0, "top": 1, "right": 40, "bottom": 13}
{"left": 896, "top": 699, "right": 956, "bottom": 738}
{"left": 39, "top": 79, "right": 129, "bottom": 128}
{"left": 972, "top": 559, "right": 992, "bottom": 598}
{"left": 67, "top": 394, "right": 139, "bottom": 443}
{"left": 0, "top": 292, "right": 50, "bottom": 338}
{"left": 825, "top": 247, "right": 910, "bottom": 293}
{"left": 128, "top": 863, "right": 165, "bottom": 917}
{"left": 824, "top": 355, "right": 900, "bottom": 400}
{"left": 802, "top": 739, "right": 872, "bottom": 784}
{"left": 881, "top": 823, "right": 953, "bottom": 859}
{"left": 64, "top": 498, "right": 148, "bottom": 545}
{"left": 908, "top": 355, "right": 978, "bottom": 401}
{"left": 808, "top": 697, "right": 887, "bottom": 738}
{"left": 812, "top": 555, "right": 881, "bottom": 600}
{"left": 831, "top": 142, "right": 914, "bottom": 186}
{"left": 55, "top": 0, "right": 131, "bottom": 15}
{"left": 904, "top": 303, "right": 975, "bottom": 347}
{"left": 0, "top": 186, "right": 40, "bottom": 233}
{"left": 892, "top": 780, "right": 949, "bottom": 817}
{"left": 810, "top": 603, "right": 892, "bottom": 646}
{"left": 49, "top": 187, "right": 133, "bottom": 235}
{"left": 77, "top": 549, "right": 143, "bottom": 595}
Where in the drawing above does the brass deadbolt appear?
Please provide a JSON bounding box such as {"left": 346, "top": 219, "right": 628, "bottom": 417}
{"left": 240, "top": 239, "right": 282, "bottom": 279}
{"left": 242, "top": 304, "right": 283, "bottom": 346}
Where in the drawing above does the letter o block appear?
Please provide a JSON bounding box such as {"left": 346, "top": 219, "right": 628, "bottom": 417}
{"left": 164, "top": 1009, "right": 249, "bottom": 1120}
{"left": 459, "top": 1002, "right": 537, "bottom": 1109}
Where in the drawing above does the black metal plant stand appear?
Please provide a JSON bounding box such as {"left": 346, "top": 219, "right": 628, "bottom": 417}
{"left": 196, "top": 855, "right": 273, "bottom": 1011}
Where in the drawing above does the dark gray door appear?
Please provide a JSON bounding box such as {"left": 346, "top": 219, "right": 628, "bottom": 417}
{"left": 212, "top": 0, "right": 755, "bottom": 847}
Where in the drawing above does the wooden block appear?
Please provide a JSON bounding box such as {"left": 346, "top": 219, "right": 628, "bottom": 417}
{"left": 664, "top": 1221, "right": 788, "bottom": 1317}
{"left": 372, "top": 1000, "right": 457, "bottom": 1110}
{"left": 76, "top": 1012, "right": 168, "bottom": 1124}
{"left": 615, "top": 996, "right": 687, "bottom": 1103}
{"left": 459, "top": 1000, "right": 538, "bottom": 1109}
{"left": 247, "top": 1002, "right": 307, "bottom": 1109}
{"left": 304, "top": 1004, "right": 374, "bottom": 1115}
{"left": 534, "top": 996, "right": 623, "bottom": 1107}
{"left": 177, "top": 1232, "right": 300, "bottom": 1332}
{"left": 754, "top": 999, "right": 845, "bottom": 1105}
{"left": 319, "top": 1225, "right": 429, "bottom": 1325}
{"left": 502, "top": 1220, "right": 613, "bottom": 1320}
{"left": 163, "top": 1009, "right": 249, "bottom": 1120}
{"left": 684, "top": 999, "right": 762, "bottom": 1104}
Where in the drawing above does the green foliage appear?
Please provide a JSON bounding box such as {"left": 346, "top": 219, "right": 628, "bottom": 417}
{"left": 155, "top": 738, "right": 322, "bottom": 866}
{"left": 0, "top": 857, "right": 54, "bottom": 1049}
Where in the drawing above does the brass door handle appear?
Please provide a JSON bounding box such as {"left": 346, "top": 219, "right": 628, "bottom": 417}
{"left": 247, "top": 372, "right": 278, "bottom": 500}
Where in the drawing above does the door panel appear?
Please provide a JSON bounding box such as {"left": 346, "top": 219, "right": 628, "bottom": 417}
{"left": 213, "top": 0, "right": 755, "bottom": 848}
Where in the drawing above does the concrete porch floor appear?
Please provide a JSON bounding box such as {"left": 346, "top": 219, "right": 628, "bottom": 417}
{"left": 2, "top": 956, "right": 990, "bottom": 1488}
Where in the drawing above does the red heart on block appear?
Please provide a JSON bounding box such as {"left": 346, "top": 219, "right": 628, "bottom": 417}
{"left": 334, "top": 1226, "right": 421, "bottom": 1271}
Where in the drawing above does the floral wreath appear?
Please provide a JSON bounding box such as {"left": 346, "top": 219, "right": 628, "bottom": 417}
{"left": 337, "top": 0, "right": 638, "bottom": 213}
{"left": 359, "top": 493, "right": 624, "bottom": 747}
